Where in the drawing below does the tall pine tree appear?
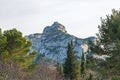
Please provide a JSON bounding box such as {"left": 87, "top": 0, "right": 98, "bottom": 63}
{"left": 64, "top": 41, "right": 80, "bottom": 80}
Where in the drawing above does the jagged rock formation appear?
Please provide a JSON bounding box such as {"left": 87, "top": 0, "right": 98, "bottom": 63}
{"left": 26, "top": 22, "right": 95, "bottom": 63}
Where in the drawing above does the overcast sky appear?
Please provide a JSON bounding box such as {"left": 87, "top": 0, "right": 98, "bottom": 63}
{"left": 0, "top": 0, "right": 120, "bottom": 38}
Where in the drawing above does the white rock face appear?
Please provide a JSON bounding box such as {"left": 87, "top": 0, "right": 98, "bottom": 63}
{"left": 43, "top": 22, "right": 67, "bottom": 34}
{"left": 26, "top": 22, "right": 95, "bottom": 63}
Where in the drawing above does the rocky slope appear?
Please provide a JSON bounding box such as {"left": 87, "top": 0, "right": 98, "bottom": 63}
{"left": 26, "top": 22, "right": 95, "bottom": 63}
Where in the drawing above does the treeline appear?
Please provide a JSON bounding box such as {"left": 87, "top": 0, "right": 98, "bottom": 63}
{"left": 0, "top": 29, "right": 63, "bottom": 80}
{"left": 87, "top": 9, "right": 120, "bottom": 80}
{"left": 59, "top": 9, "right": 120, "bottom": 80}
{"left": 0, "top": 9, "right": 120, "bottom": 80}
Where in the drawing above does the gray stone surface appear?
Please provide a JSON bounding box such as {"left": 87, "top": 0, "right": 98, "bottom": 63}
{"left": 26, "top": 22, "right": 95, "bottom": 63}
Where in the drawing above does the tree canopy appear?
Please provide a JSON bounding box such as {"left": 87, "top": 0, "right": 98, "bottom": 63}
{"left": 0, "top": 28, "right": 36, "bottom": 69}
{"left": 91, "top": 9, "right": 120, "bottom": 79}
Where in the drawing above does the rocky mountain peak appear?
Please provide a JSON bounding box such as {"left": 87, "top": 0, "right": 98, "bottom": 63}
{"left": 26, "top": 22, "right": 95, "bottom": 63}
{"left": 43, "top": 22, "right": 67, "bottom": 34}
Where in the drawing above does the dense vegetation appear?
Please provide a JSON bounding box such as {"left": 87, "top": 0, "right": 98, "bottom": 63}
{"left": 0, "top": 28, "right": 37, "bottom": 80}
{"left": 62, "top": 9, "right": 120, "bottom": 80}
{"left": 0, "top": 9, "right": 120, "bottom": 80}
{"left": 0, "top": 28, "right": 64, "bottom": 80}
{"left": 88, "top": 9, "right": 120, "bottom": 80}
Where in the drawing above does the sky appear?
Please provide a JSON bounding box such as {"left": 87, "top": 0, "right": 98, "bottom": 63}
{"left": 0, "top": 0, "right": 120, "bottom": 38}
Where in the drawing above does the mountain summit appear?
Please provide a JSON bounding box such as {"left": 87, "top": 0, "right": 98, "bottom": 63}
{"left": 26, "top": 22, "right": 95, "bottom": 63}
{"left": 43, "top": 22, "right": 67, "bottom": 34}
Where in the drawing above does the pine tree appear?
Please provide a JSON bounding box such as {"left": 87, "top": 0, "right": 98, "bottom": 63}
{"left": 64, "top": 41, "right": 80, "bottom": 80}
{"left": 95, "top": 9, "right": 120, "bottom": 79}
{"left": 3, "top": 28, "right": 27, "bottom": 54}
{"left": 1, "top": 28, "right": 37, "bottom": 69}
{"left": 0, "top": 28, "right": 37, "bottom": 80}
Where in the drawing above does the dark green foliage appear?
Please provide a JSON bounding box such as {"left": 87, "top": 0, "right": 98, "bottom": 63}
{"left": 0, "top": 28, "right": 37, "bottom": 69}
{"left": 0, "top": 32, "right": 7, "bottom": 53}
{"left": 56, "top": 62, "right": 64, "bottom": 76}
{"left": 3, "top": 28, "right": 27, "bottom": 54}
{"left": 64, "top": 41, "right": 80, "bottom": 80}
{"left": 88, "top": 40, "right": 104, "bottom": 55}
{"left": 0, "top": 28, "right": 8, "bottom": 61}
{"left": 0, "top": 28, "right": 37, "bottom": 80}
{"left": 94, "top": 9, "right": 120, "bottom": 79}
{"left": 112, "top": 78, "right": 120, "bottom": 80}
{"left": 97, "top": 9, "right": 120, "bottom": 54}
{"left": 80, "top": 53, "right": 86, "bottom": 75}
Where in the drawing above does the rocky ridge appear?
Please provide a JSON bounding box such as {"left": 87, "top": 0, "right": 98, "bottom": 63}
{"left": 26, "top": 22, "right": 95, "bottom": 63}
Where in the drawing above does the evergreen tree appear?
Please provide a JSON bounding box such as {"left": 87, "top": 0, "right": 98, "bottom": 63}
{"left": 95, "top": 9, "right": 120, "bottom": 79}
{"left": 80, "top": 53, "right": 86, "bottom": 75}
{"left": 0, "top": 28, "right": 7, "bottom": 61}
{"left": 64, "top": 41, "right": 80, "bottom": 80}
{"left": 3, "top": 28, "right": 27, "bottom": 54}
{"left": 1, "top": 28, "right": 37, "bottom": 69}
{"left": 0, "top": 28, "right": 37, "bottom": 80}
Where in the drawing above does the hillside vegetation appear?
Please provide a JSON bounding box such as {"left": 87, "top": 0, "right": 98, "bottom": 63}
{"left": 0, "top": 9, "right": 120, "bottom": 80}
